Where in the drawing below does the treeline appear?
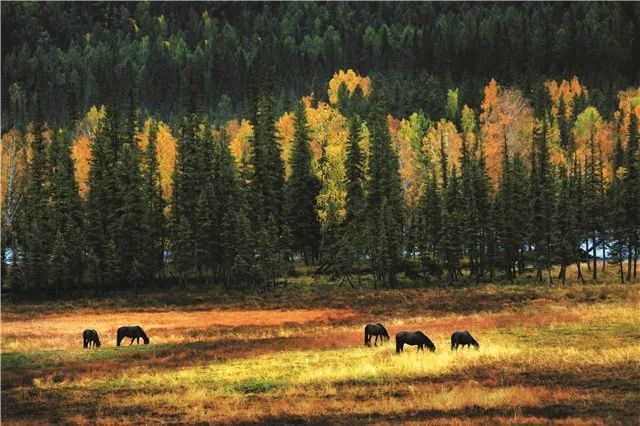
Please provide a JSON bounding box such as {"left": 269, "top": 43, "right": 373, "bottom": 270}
{"left": 2, "top": 76, "right": 639, "bottom": 295}
{"left": 3, "top": 2, "right": 640, "bottom": 128}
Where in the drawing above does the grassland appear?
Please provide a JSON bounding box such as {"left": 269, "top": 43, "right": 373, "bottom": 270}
{"left": 2, "top": 274, "right": 640, "bottom": 424}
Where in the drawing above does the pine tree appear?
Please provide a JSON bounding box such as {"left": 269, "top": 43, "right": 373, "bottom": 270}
{"left": 286, "top": 102, "right": 321, "bottom": 264}
{"left": 141, "top": 120, "right": 166, "bottom": 286}
{"left": 609, "top": 116, "right": 627, "bottom": 282}
{"left": 48, "top": 128, "right": 84, "bottom": 293}
{"left": 115, "top": 141, "right": 146, "bottom": 291}
{"left": 331, "top": 117, "right": 366, "bottom": 281}
{"left": 553, "top": 165, "right": 576, "bottom": 285}
{"left": 530, "top": 117, "right": 555, "bottom": 285}
{"left": 86, "top": 105, "right": 123, "bottom": 292}
{"left": 582, "top": 112, "right": 605, "bottom": 281}
{"left": 170, "top": 94, "right": 204, "bottom": 283}
{"left": 366, "top": 95, "right": 404, "bottom": 287}
{"left": 440, "top": 166, "right": 463, "bottom": 283}
{"left": 21, "top": 118, "right": 51, "bottom": 291}
{"left": 496, "top": 137, "right": 516, "bottom": 282}
{"left": 624, "top": 109, "right": 640, "bottom": 281}
{"left": 251, "top": 89, "right": 285, "bottom": 225}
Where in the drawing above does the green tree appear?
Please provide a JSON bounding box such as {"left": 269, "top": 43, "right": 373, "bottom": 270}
{"left": 21, "top": 118, "right": 51, "bottom": 291}
{"left": 366, "top": 95, "right": 404, "bottom": 287}
{"left": 48, "top": 128, "right": 84, "bottom": 293}
{"left": 286, "top": 102, "right": 321, "bottom": 264}
{"left": 141, "top": 120, "right": 166, "bottom": 285}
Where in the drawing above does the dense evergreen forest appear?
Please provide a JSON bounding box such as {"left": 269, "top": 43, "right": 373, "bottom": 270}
{"left": 1, "top": 2, "right": 640, "bottom": 295}
{"left": 2, "top": 2, "right": 640, "bottom": 127}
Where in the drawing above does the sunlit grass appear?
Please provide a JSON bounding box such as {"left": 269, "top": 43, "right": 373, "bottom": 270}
{"left": 2, "top": 283, "right": 639, "bottom": 424}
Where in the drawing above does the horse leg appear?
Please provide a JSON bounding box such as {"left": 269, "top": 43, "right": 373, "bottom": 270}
{"left": 374, "top": 335, "right": 378, "bottom": 346}
{"left": 130, "top": 338, "right": 135, "bottom": 346}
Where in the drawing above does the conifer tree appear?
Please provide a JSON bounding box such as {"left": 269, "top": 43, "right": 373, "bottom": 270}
{"left": 366, "top": 95, "right": 404, "bottom": 287}
{"left": 48, "top": 128, "right": 84, "bottom": 293}
{"left": 624, "top": 109, "right": 640, "bottom": 281}
{"left": 86, "top": 107, "right": 120, "bottom": 292}
{"left": 21, "top": 118, "right": 51, "bottom": 291}
{"left": 530, "top": 117, "right": 555, "bottom": 285}
{"left": 286, "top": 102, "right": 321, "bottom": 264}
{"left": 251, "top": 89, "right": 285, "bottom": 224}
{"left": 141, "top": 120, "right": 166, "bottom": 285}
{"left": 115, "top": 141, "right": 146, "bottom": 291}
{"left": 440, "top": 166, "right": 463, "bottom": 282}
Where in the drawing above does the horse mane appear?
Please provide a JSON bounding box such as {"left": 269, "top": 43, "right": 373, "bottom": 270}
{"left": 137, "top": 326, "right": 149, "bottom": 342}
{"left": 376, "top": 323, "right": 389, "bottom": 334}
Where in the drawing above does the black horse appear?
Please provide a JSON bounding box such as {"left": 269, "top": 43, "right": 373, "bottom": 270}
{"left": 83, "top": 329, "right": 100, "bottom": 348}
{"left": 364, "top": 323, "right": 390, "bottom": 347}
{"left": 396, "top": 331, "right": 436, "bottom": 353}
{"left": 116, "top": 326, "right": 150, "bottom": 346}
{"left": 451, "top": 331, "right": 479, "bottom": 350}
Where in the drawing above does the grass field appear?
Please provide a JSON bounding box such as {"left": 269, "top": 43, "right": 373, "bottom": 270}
{"left": 2, "top": 275, "right": 640, "bottom": 424}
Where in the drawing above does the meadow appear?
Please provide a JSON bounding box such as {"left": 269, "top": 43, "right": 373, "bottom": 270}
{"left": 2, "top": 274, "right": 639, "bottom": 424}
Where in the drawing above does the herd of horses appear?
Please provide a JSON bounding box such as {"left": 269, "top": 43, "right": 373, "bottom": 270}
{"left": 364, "top": 323, "right": 479, "bottom": 353}
{"left": 82, "top": 326, "right": 149, "bottom": 348}
{"left": 83, "top": 323, "right": 478, "bottom": 353}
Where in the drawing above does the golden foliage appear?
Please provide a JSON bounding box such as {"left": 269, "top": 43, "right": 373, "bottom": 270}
{"left": 479, "top": 81, "right": 533, "bottom": 186}
{"left": 545, "top": 76, "right": 586, "bottom": 118}
{"left": 72, "top": 135, "right": 91, "bottom": 197}
{"left": 327, "top": 69, "right": 371, "bottom": 104}
{"left": 423, "top": 119, "right": 462, "bottom": 183}
{"left": 388, "top": 114, "right": 427, "bottom": 208}
{"left": 227, "top": 119, "right": 253, "bottom": 164}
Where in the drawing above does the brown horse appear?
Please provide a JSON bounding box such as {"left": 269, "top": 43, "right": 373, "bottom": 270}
{"left": 364, "top": 323, "right": 390, "bottom": 347}
{"left": 116, "top": 326, "right": 150, "bottom": 346}
{"left": 83, "top": 329, "right": 100, "bottom": 348}
{"left": 396, "top": 331, "right": 436, "bottom": 353}
{"left": 451, "top": 331, "right": 479, "bottom": 350}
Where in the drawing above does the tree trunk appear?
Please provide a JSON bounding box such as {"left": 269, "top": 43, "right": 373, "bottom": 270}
{"left": 626, "top": 237, "right": 633, "bottom": 282}
{"left": 602, "top": 238, "right": 606, "bottom": 272}
{"left": 619, "top": 257, "right": 625, "bottom": 283}
{"left": 592, "top": 234, "right": 597, "bottom": 282}
{"left": 576, "top": 259, "right": 585, "bottom": 285}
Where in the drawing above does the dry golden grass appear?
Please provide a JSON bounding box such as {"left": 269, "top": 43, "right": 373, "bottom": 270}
{"left": 2, "top": 282, "right": 639, "bottom": 424}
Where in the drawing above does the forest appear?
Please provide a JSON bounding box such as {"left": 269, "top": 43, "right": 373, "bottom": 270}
{"left": 1, "top": 2, "right": 640, "bottom": 296}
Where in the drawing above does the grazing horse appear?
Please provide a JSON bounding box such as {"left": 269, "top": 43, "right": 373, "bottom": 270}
{"left": 116, "top": 326, "right": 150, "bottom": 346}
{"left": 364, "top": 323, "right": 390, "bottom": 347}
{"left": 451, "top": 331, "right": 479, "bottom": 351}
{"left": 396, "top": 331, "right": 436, "bottom": 353}
{"left": 83, "top": 329, "right": 100, "bottom": 348}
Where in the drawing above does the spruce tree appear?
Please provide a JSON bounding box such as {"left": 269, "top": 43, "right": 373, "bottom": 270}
{"left": 48, "top": 128, "right": 84, "bottom": 293}
{"left": 624, "top": 109, "right": 640, "bottom": 281}
{"left": 141, "top": 120, "right": 166, "bottom": 285}
{"left": 21, "top": 118, "right": 51, "bottom": 291}
{"left": 530, "top": 117, "right": 555, "bottom": 285}
{"left": 609, "top": 116, "right": 627, "bottom": 282}
{"left": 286, "top": 102, "right": 321, "bottom": 264}
{"left": 366, "top": 95, "right": 404, "bottom": 287}
{"left": 86, "top": 107, "right": 120, "bottom": 292}
{"left": 251, "top": 89, "right": 285, "bottom": 224}
{"left": 440, "top": 166, "right": 463, "bottom": 283}
{"left": 332, "top": 117, "right": 366, "bottom": 280}
{"left": 115, "top": 141, "right": 146, "bottom": 291}
{"left": 553, "top": 165, "right": 576, "bottom": 285}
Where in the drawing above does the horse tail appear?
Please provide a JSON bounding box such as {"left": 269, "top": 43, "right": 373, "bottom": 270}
{"left": 83, "top": 338, "right": 88, "bottom": 348}
{"left": 451, "top": 334, "right": 455, "bottom": 351}
{"left": 116, "top": 329, "right": 122, "bottom": 346}
{"left": 364, "top": 329, "right": 368, "bottom": 346}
